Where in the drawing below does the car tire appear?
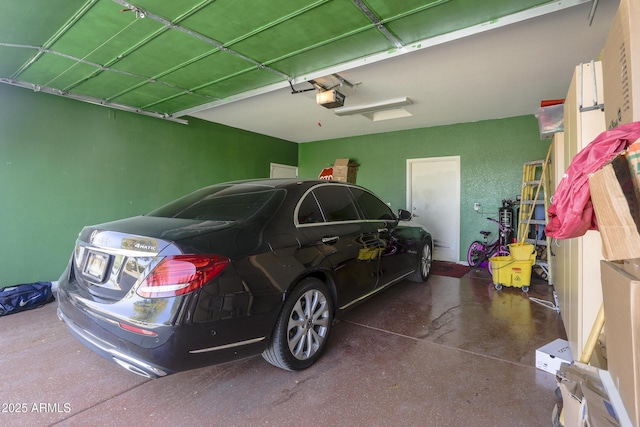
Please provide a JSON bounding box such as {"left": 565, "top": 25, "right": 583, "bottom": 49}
{"left": 262, "top": 278, "right": 334, "bottom": 371}
{"left": 408, "top": 239, "right": 432, "bottom": 282}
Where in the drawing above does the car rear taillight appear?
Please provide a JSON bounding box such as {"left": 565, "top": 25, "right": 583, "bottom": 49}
{"left": 136, "top": 255, "right": 229, "bottom": 298}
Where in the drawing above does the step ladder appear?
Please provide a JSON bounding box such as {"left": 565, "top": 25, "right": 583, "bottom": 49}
{"left": 518, "top": 145, "right": 553, "bottom": 284}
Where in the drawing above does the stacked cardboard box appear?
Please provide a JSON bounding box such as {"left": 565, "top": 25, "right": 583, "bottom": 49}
{"left": 589, "top": 147, "right": 640, "bottom": 261}
{"left": 557, "top": 362, "right": 630, "bottom": 426}
{"left": 602, "top": 0, "right": 639, "bottom": 129}
{"left": 599, "top": 261, "right": 640, "bottom": 426}
{"left": 589, "top": 140, "right": 640, "bottom": 427}
{"left": 585, "top": 1, "right": 640, "bottom": 423}
{"left": 317, "top": 159, "right": 358, "bottom": 183}
{"left": 332, "top": 158, "right": 358, "bottom": 183}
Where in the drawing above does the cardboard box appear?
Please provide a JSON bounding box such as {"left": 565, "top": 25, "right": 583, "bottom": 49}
{"left": 625, "top": 139, "right": 640, "bottom": 189}
{"left": 558, "top": 379, "right": 583, "bottom": 427}
{"left": 622, "top": 258, "right": 640, "bottom": 278}
{"left": 602, "top": 0, "right": 640, "bottom": 129}
{"left": 332, "top": 158, "right": 358, "bottom": 183}
{"left": 600, "top": 260, "right": 640, "bottom": 426}
{"left": 535, "top": 338, "right": 574, "bottom": 374}
{"left": 589, "top": 152, "right": 640, "bottom": 260}
{"left": 557, "top": 362, "right": 633, "bottom": 427}
{"left": 581, "top": 378, "right": 624, "bottom": 427}
{"left": 557, "top": 362, "right": 603, "bottom": 427}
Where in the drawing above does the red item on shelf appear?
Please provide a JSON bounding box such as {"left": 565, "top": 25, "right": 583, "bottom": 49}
{"left": 540, "top": 99, "right": 565, "bottom": 107}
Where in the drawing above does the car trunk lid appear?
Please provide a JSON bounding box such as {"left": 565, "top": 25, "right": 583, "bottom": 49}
{"left": 72, "top": 216, "right": 234, "bottom": 301}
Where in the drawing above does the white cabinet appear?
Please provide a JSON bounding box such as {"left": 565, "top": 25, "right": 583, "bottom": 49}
{"left": 551, "top": 62, "right": 605, "bottom": 358}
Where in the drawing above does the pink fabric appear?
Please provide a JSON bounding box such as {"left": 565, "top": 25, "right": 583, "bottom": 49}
{"left": 546, "top": 121, "right": 640, "bottom": 239}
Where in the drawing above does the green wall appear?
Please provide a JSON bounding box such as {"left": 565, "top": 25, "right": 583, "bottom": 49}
{"left": 298, "top": 116, "right": 551, "bottom": 261}
{"left": 0, "top": 84, "right": 297, "bottom": 287}
{"left": 1, "top": 82, "right": 550, "bottom": 286}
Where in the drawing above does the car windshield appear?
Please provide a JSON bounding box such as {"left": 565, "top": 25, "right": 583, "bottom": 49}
{"left": 147, "top": 185, "right": 284, "bottom": 222}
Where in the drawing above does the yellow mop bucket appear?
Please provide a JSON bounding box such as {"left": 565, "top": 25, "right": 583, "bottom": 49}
{"left": 489, "top": 251, "right": 536, "bottom": 292}
{"left": 489, "top": 256, "right": 513, "bottom": 285}
{"left": 508, "top": 242, "right": 536, "bottom": 262}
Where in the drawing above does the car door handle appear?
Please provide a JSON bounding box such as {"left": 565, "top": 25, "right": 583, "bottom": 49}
{"left": 321, "top": 236, "right": 339, "bottom": 245}
{"left": 378, "top": 228, "right": 388, "bottom": 233}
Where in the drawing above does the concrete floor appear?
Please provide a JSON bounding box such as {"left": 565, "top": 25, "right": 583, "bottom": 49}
{"left": 1, "top": 268, "right": 566, "bottom": 427}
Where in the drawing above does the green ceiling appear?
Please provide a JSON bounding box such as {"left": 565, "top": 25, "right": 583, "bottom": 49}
{"left": 0, "top": 0, "right": 552, "bottom": 122}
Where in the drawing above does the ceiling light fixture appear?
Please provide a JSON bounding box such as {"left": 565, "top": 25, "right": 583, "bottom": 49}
{"left": 363, "top": 109, "right": 413, "bottom": 122}
{"left": 333, "top": 97, "right": 412, "bottom": 116}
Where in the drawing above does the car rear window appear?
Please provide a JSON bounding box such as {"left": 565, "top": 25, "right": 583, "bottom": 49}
{"left": 148, "top": 185, "right": 284, "bottom": 222}
{"left": 311, "top": 186, "right": 359, "bottom": 222}
{"left": 297, "top": 193, "right": 324, "bottom": 224}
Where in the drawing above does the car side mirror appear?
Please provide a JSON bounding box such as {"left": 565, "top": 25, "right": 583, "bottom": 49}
{"left": 397, "top": 209, "right": 412, "bottom": 221}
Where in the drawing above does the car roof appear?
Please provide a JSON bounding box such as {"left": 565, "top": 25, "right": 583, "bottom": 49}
{"left": 215, "top": 178, "right": 353, "bottom": 190}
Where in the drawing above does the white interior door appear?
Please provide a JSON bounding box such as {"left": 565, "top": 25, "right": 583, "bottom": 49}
{"left": 270, "top": 163, "right": 298, "bottom": 178}
{"left": 407, "top": 157, "right": 460, "bottom": 262}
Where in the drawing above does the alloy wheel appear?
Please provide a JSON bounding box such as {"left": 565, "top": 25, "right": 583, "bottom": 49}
{"left": 287, "top": 289, "right": 331, "bottom": 360}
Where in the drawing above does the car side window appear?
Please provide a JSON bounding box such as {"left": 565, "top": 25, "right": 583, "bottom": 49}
{"left": 297, "top": 193, "right": 324, "bottom": 224}
{"left": 312, "top": 186, "right": 359, "bottom": 222}
{"left": 350, "top": 188, "right": 395, "bottom": 220}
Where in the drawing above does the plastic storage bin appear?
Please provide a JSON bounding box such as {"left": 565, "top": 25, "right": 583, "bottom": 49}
{"left": 535, "top": 104, "right": 564, "bottom": 139}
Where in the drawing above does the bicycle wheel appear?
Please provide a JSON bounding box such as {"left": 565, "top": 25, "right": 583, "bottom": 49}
{"left": 487, "top": 248, "right": 510, "bottom": 276}
{"left": 467, "top": 241, "right": 484, "bottom": 267}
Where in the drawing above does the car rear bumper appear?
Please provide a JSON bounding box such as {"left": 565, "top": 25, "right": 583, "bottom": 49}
{"left": 57, "top": 306, "right": 170, "bottom": 378}
{"left": 56, "top": 281, "right": 276, "bottom": 378}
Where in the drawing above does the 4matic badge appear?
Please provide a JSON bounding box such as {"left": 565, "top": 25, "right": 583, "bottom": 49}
{"left": 134, "top": 242, "right": 156, "bottom": 251}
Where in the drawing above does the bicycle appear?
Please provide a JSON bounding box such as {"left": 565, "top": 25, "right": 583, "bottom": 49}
{"left": 467, "top": 217, "right": 511, "bottom": 274}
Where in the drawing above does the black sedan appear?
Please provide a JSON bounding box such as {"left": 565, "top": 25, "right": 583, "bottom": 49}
{"left": 57, "top": 179, "right": 432, "bottom": 378}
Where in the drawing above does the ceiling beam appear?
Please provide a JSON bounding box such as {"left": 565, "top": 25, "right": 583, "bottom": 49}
{"left": 0, "top": 42, "right": 215, "bottom": 104}
{"left": 351, "top": 0, "right": 405, "bottom": 48}
{"left": 0, "top": 77, "right": 188, "bottom": 124}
